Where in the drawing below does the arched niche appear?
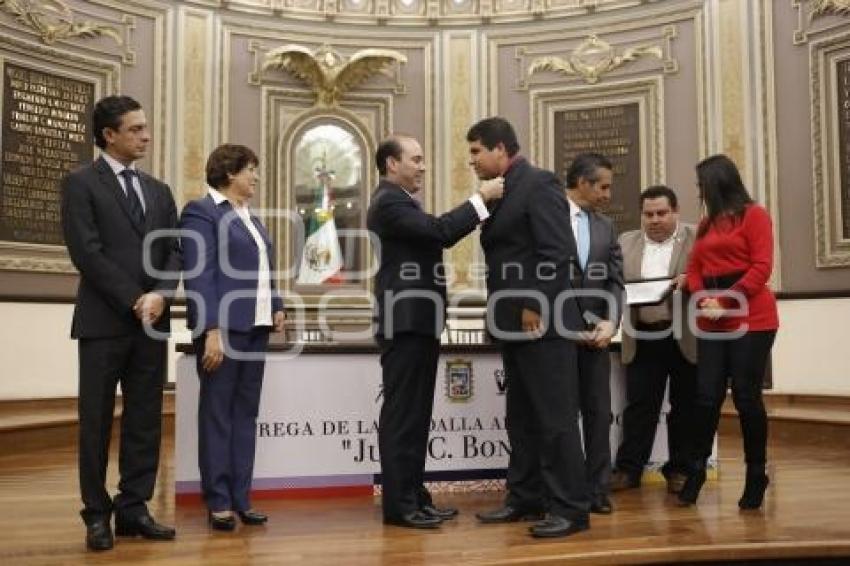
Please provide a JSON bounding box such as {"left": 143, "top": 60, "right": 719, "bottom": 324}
{"left": 277, "top": 109, "right": 376, "bottom": 303}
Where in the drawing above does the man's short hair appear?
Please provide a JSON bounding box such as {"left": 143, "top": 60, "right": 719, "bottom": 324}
{"left": 465, "top": 117, "right": 520, "bottom": 157}
{"left": 639, "top": 185, "right": 678, "bottom": 209}
{"left": 375, "top": 137, "right": 405, "bottom": 176}
{"left": 565, "top": 152, "right": 613, "bottom": 188}
{"left": 205, "top": 144, "right": 259, "bottom": 189}
{"left": 92, "top": 95, "right": 142, "bottom": 149}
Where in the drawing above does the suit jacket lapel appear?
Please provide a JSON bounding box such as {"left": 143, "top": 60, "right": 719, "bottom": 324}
{"left": 250, "top": 214, "right": 272, "bottom": 249}
{"left": 224, "top": 201, "right": 260, "bottom": 249}
{"left": 624, "top": 232, "right": 644, "bottom": 281}
{"left": 95, "top": 157, "right": 143, "bottom": 236}
{"left": 486, "top": 157, "right": 526, "bottom": 223}
{"left": 138, "top": 173, "right": 158, "bottom": 234}
{"left": 668, "top": 225, "right": 687, "bottom": 276}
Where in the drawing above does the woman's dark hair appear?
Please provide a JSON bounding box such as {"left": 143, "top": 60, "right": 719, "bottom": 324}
{"left": 92, "top": 95, "right": 142, "bottom": 149}
{"left": 695, "top": 154, "right": 753, "bottom": 237}
{"left": 465, "top": 117, "right": 520, "bottom": 157}
{"left": 205, "top": 144, "right": 259, "bottom": 189}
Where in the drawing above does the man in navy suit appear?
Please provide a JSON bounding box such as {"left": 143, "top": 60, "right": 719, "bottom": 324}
{"left": 564, "top": 152, "right": 624, "bottom": 515}
{"left": 469, "top": 117, "right": 591, "bottom": 538}
{"left": 367, "top": 135, "right": 503, "bottom": 529}
{"left": 61, "top": 95, "right": 179, "bottom": 550}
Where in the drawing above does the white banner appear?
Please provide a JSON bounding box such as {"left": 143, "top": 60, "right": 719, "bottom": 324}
{"left": 176, "top": 349, "right": 712, "bottom": 495}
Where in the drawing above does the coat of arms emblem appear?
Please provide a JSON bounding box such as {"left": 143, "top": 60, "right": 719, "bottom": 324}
{"left": 445, "top": 359, "right": 473, "bottom": 402}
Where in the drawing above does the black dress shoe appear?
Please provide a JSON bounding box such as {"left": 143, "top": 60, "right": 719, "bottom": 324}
{"left": 208, "top": 512, "right": 237, "bottom": 531}
{"left": 529, "top": 515, "right": 590, "bottom": 538}
{"left": 610, "top": 469, "right": 641, "bottom": 492}
{"left": 115, "top": 514, "right": 176, "bottom": 540}
{"left": 384, "top": 510, "right": 442, "bottom": 529}
{"left": 475, "top": 505, "right": 546, "bottom": 524}
{"left": 237, "top": 510, "right": 268, "bottom": 525}
{"left": 86, "top": 519, "right": 114, "bottom": 551}
{"left": 677, "top": 469, "right": 707, "bottom": 506}
{"left": 661, "top": 468, "right": 688, "bottom": 494}
{"left": 590, "top": 494, "right": 613, "bottom": 514}
{"left": 421, "top": 504, "right": 458, "bottom": 520}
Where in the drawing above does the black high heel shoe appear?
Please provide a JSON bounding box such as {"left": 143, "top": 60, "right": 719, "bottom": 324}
{"left": 738, "top": 472, "right": 769, "bottom": 509}
{"left": 208, "top": 511, "right": 237, "bottom": 531}
{"left": 677, "top": 469, "right": 707, "bottom": 506}
{"left": 237, "top": 510, "right": 268, "bottom": 525}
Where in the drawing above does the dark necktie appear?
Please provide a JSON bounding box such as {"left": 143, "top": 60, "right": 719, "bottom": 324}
{"left": 119, "top": 168, "right": 144, "bottom": 225}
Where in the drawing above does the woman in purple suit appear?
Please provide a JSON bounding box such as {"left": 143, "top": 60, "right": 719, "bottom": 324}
{"left": 180, "top": 144, "right": 285, "bottom": 530}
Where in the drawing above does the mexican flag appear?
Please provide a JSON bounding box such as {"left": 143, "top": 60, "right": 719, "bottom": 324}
{"left": 296, "top": 169, "right": 343, "bottom": 285}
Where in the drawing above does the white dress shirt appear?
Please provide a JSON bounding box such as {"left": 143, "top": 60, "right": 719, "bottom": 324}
{"left": 102, "top": 152, "right": 146, "bottom": 212}
{"left": 566, "top": 194, "right": 583, "bottom": 243}
{"left": 209, "top": 188, "right": 273, "bottom": 327}
{"left": 640, "top": 225, "right": 679, "bottom": 279}
{"left": 637, "top": 225, "right": 679, "bottom": 324}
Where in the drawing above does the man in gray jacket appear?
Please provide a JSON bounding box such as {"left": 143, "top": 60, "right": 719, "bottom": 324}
{"left": 611, "top": 186, "right": 697, "bottom": 493}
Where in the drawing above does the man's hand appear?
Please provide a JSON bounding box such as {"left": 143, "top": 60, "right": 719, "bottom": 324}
{"left": 672, "top": 274, "right": 688, "bottom": 292}
{"left": 699, "top": 297, "right": 725, "bottom": 320}
{"left": 590, "top": 320, "right": 616, "bottom": 349}
{"left": 273, "top": 310, "right": 286, "bottom": 333}
{"left": 478, "top": 177, "right": 505, "bottom": 202}
{"left": 202, "top": 329, "right": 224, "bottom": 373}
{"left": 133, "top": 292, "right": 165, "bottom": 324}
{"left": 521, "top": 308, "right": 542, "bottom": 336}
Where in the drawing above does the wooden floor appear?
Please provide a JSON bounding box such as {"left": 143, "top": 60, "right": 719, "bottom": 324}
{"left": 1, "top": 420, "right": 850, "bottom": 565}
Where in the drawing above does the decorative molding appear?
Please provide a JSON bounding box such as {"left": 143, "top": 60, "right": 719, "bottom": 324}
{"left": 527, "top": 34, "right": 663, "bottom": 85}
{"left": 175, "top": 7, "right": 214, "bottom": 206}
{"left": 810, "top": 32, "right": 850, "bottom": 267}
{"left": 794, "top": 0, "right": 850, "bottom": 45}
{"left": 443, "top": 32, "right": 479, "bottom": 293}
{"left": 515, "top": 25, "right": 679, "bottom": 91}
{"left": 811, "top": 0, "right": 850, "bottom": 20}
{"left": 0, "top": 0, "right": 122, "bottom": 46}
{"left": 260, "top": 43, "right": 407, "bottom": 106}
{"left": 204, "top": 0, "right": 703, "bottom": 27}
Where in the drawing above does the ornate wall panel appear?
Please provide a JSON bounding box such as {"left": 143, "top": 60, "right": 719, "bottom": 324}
{"left": 442, "top": 31, "right": 480, "bottom": 295}
{"left": 217, "top": 17, "right": 436, "bottom": 305}
{"left": 530, "top": 77, "right": 665, "bottom": 234}
{"left": 175, "top": 6, "right": 215, "bottom": 205}
{"left": 0, "top": 0, "right": 173, "bottom": 274}
{"left": 811, "top": 32, "right": 850, "bottom": 267}
{"left": 771, "top": 0, "right": 850, "bottom": 289}
{"left": 484, "top": 0, "right": 707, "bottom": 231}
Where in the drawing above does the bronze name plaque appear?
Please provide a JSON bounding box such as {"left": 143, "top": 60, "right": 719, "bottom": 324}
{"left": 838, "top": 59, "right": 850, "bottom": 240}
{"left": 1, "top": 62, "right": 94, "bottom": 245}
{"left": 553, "top": 103, "right": 641, "bottom": 235}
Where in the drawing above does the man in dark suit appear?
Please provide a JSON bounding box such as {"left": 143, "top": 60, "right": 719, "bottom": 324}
{"left": 469, "top": 117, "right": 590, "bottom": 539}
{"left": 563, "top": 153, "right": 624, "bottom": 515}
{"left": 611, "top": 186, "right": 697, "bottom": 494}
{"left": 367, "top": 135, "right": 504, "bottom": 529}
{"left": 61, "top": 95, "right": 179, "bottom": 551}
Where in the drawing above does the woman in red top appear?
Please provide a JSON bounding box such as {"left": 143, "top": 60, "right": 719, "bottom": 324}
{"left": 679, "top": 154, "right": 779, "bottom": 509}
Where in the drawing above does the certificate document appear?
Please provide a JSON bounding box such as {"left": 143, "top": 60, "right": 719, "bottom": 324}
{"left": 624, "top": 277, "right": 675, "bottom": 306}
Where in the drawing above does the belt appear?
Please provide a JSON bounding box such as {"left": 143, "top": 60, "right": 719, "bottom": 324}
{"left": 702, "top": 271, "right": 744, "bottom": 290}
{"left": 634, "top": 320, "right": 673, "bottom": 332}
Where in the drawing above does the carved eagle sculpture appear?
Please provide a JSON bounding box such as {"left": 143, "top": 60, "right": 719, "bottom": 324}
{"left": 262, "top": 44, "right": 407, "bottom": 107}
